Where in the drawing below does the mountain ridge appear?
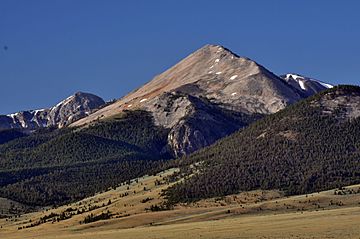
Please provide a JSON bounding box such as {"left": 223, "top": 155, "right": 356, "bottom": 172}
{"left": 0, "top": 92, "right": 105, "bottom": 130}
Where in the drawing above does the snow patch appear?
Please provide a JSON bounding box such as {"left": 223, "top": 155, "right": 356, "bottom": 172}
{"left": 208, "top": 71, "right": 213, "bottom": 74}
{"left": 317, "top": 81, "right": 334, "bottom": 88}
{"left": 7, "top": 112, "right": 19, "bottom": 118}
{"left": 230, "top": 75, "right": 238, "bottom": 80}
{"left": 127, "top": 104, "right": 132, "bottom": 108}
{"left": 34, "top": 109, "right": 45, "bottom": 114}
{"left": 7, "top": 113, "right": 18, "bottom": 124}
{"left": 55, "top": 95, "right": 75, "bottom": 108}
{"left": 140, "top": 98, "right": 148, "bottom": 103}
{"left": 209, "top": 65, "right": 214, "bottom": 69}
{"left": 231, "top": 92, "right": 237, "bottom": 96}
{"left": 29, "top": 109, "right": 45, "bottom": 115}
{"left": 286, "top": 74, "right": 303, "bottom": 80}
{"left": 285, "top": 73, "right": 333, "bottom": 89}
{"left": 298, "top": 80, "right": 306, "bottom": 90}
{"left": 215, "top": 72, "right": 222, "bottom": 75}
{"left": 215, "top": 59, "right": 220, "bottom": 63}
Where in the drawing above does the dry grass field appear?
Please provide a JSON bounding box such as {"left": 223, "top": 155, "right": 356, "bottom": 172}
{"left": 1, "top": 168, "right": 359, "bottom": 239}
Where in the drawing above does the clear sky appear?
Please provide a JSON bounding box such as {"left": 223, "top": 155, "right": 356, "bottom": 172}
{"left": 0, "top": 0, "right": 359, "bottom": 114}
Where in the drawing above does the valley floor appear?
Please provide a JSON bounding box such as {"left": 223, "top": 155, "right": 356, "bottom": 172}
{"left": 1, "top": 206, "right": 360, "bottom": 239}
{"left": 1, "top": 169, "right": 359, "bottom": 239}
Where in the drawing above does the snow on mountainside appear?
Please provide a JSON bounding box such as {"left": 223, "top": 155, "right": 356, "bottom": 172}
{"left": 0, "top": 92, "right": 105, "bottom": 130}
{"left": 280, "top": 73, "right": 333, "bottom": 97}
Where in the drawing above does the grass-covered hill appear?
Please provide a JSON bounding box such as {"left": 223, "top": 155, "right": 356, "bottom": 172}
{"left": 165, "top": 85, "right": 360, "bottom": 204}
{"left": 0, "top": 110, "right": 174, "bottom": 206}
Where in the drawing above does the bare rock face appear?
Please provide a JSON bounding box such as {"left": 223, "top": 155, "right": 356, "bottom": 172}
{"left": 48, "top": 92, "right": 105, "bottom": 128}
{"left": 311, "top": 86, "right": 360, "bottom": 121}
{"left": 71, "top": 44, "right": 333, "bottom": 157}
{"left": 143, "top": 92, "right": 261, "bottom": 157}
{"left": 0, "top": 92, "right": 105, "bottom": 130}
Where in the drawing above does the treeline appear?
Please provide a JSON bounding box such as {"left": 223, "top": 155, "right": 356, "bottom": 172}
{"left": 164, "top": 86, "right": 360, "bottom": 204}
{"left": 81, "top": 211, "right": 112, "bottom": 224}
{"left": 0, "top": 159, "right": 178, "bottom": 206}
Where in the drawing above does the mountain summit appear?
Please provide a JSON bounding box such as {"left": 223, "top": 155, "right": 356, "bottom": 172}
{"left": 73, "top": 44, "right": 305, "bottom": 125}
{"left": 72, "top": 44, "right": 333, "bottom": 156}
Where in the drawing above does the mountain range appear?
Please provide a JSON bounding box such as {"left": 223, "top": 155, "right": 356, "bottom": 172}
{"left": 0, "top": 44, "right": 332, "bottom": 157}
{"left": 1, "top": 44, "right": 349, "bottom": 208}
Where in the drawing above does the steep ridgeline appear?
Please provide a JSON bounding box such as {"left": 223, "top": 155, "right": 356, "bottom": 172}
{"left": 72, "top": 44, "right": 331, "bottom": 156}
{"left": 164, "top": 86, "right": 360, "bottom": 204}
{"left": 0, "top": 92, "right": 105, "bottom": 131}
{"left": 280, "top": 73, "right": 333, "bottom": 96}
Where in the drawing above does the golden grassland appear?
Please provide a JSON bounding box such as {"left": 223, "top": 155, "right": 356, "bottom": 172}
{"left": 1, "top": 168, "right": 359, "bottom": 239}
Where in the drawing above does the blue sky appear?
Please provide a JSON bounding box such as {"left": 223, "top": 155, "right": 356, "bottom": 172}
{"left": 0, "top": 0, "right": 359, "bottom": 114}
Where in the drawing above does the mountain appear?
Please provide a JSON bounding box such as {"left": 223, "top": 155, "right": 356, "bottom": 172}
{"left": 72, "top": 45, "right": 302, "bottom": 125}
{"left": 71, "top": 44, "right": 331, "bottom": 156}
{"left": 280, "top": 73, "right": 333, "bottom": 96}
{"left": 0, "top": 92, "right": 105, "bottom": 130}
{"left": 164, "top": 85, "right": 360, "bottom": 204}
{"left": 0, "top": 44, "right": 336, "bottom": 206}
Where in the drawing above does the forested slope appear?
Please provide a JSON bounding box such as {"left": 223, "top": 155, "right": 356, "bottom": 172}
{"left": 165, "top": 86, "right": 360, "bottom": 203}
{"left": 0, "top": 110, "right": 173, "bottom": 206}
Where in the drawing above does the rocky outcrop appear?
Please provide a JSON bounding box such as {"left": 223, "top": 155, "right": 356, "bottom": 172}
{"left": 0, "top": 92, "right": 105, "bottom": 130}
{"left": 143, "top": 92, "right": 261, "bottom": 157}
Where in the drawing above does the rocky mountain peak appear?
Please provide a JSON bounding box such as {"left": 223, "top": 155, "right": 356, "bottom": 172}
{"left": 0, "top": 92, "right": 105, "bottom": 130}
{"left": 70, "top": 44, "right": 334, "bottom": 156}
{"left": 280, "top": 73, "right": 333, "bottom": 97}
{"left": 72, "top": 44, "right": 303, "bottom": 127}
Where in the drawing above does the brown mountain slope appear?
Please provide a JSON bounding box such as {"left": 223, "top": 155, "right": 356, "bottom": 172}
{"left": 70, "top": 44, "right": 328, "bottom": 156}
{"left": 72, "top": 44, "right": 305, "bottom": 127}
